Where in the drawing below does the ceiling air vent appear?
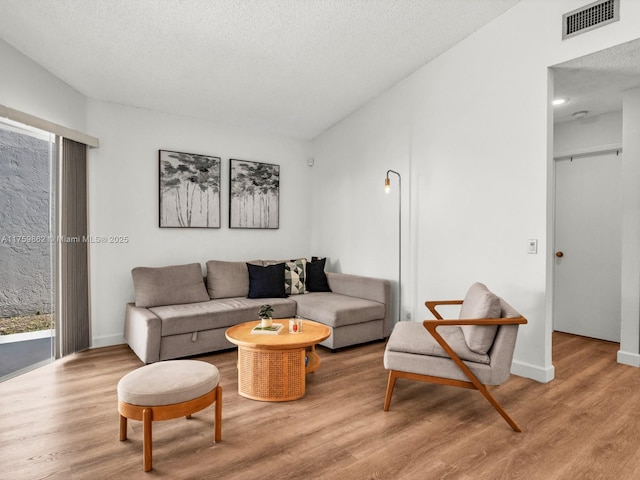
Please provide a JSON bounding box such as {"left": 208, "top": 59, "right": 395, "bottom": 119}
{"left": 562, "top": 0, "right": 619, "bottom": 40}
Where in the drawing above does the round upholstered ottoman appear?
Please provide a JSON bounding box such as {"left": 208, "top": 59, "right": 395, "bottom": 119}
{"left": 117, "top": 360, "right": 222, "bottom": 472}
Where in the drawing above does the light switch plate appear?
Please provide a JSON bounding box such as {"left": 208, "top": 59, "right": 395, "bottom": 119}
{"left": 528, "top": 239, "right": 538, "bottom": 254}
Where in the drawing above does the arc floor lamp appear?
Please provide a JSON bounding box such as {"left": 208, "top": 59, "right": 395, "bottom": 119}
{"left": 385, "top": 169, "right": 401, "bottom": 323}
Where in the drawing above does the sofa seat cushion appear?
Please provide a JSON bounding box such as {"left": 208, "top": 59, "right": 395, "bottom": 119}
{"left": 150, "top": 297, "right": 297, "bottom": 336}
{"left": 293, "top": 292, "right": 384, "bottom": 328}
{"left": 386, "top": 321, "right": 490, "bottom": 365}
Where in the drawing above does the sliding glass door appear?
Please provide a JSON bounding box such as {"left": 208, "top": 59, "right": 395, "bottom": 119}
{"left": 0, "top": 121, "right": 56, "bottom": 380}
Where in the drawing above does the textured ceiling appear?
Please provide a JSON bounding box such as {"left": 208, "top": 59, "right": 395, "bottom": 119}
{"left": 553, "top": 38, "right": 640, "bottom": 124}
{"left": 0, "top": 0, "right": 520, "bottom": 139}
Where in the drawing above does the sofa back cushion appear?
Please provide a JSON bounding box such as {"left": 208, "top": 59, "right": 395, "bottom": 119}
{"left": 132, "top": 263, "right": 209, "bottom": 308}
{"left": 459, "top": 282, "right": 502, "bottom": 355}
{"left": 206, "top": 260, "right": 262, "bottom": 299}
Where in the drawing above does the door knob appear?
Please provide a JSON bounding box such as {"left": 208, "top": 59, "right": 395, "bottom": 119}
{"left": 556, "top": 251, "right": 564, "bottom": 258}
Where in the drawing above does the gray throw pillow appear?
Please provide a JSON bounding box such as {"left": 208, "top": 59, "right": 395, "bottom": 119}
{"left": 459, "top": 282, "right": 502, "bottom": 355}
{"left": 206, "top": 260, "right": 262, "bottom": 299}
{"left": 132, "top": 263, "right": 209, "bottom": 308}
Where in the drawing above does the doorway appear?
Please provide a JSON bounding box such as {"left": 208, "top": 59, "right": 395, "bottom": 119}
{"left": 550, "top": 38, "right": 640, "bottom": 353}
{"left": 553, "top": 150, "right": 622, "bottom": 342}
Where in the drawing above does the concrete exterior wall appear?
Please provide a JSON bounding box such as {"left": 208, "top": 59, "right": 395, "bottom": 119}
{"left": 0, "top": 127, "right": 53, "bottom": 318}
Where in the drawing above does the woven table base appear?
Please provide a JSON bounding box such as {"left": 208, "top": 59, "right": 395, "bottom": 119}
{"left": 237, "top": 347, "right": 306, "bottom": 401}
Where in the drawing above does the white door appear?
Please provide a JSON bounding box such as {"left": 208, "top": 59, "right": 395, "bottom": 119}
{"left": 554, "top": 152, "right": 622, "bottom": 342}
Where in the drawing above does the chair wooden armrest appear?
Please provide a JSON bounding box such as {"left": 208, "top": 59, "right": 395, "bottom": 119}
{"left": 424, "top": 317, "right": 528, "bottom": 328}
{"left": 424, "top": 300, "right": 462, "bottom": 319}
{"left": 425, "top": 299, "right": 527, "bottom": 327}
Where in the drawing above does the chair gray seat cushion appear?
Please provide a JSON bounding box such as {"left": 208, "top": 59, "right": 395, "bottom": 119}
{"left": 117, "top": 360, "right": 219, "bottom": 406}
{"left": 385, "top": 321, "right": 490, "bottom": 365}
{"left": 384, "top": 323, "right": 494, "bottom": 385}
{"left": 293, "top": 292, "right": 385, "bottom": 328}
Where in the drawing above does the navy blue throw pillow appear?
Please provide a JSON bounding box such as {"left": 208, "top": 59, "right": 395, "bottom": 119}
{"left": 247, "top": 263, "right": 287, "bottom": 299}
{"left": 306, "top": 258, "right": 331, "bottom": 292}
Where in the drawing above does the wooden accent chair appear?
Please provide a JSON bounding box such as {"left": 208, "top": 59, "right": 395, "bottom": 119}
{"left": 383, "top": 283, "right": 527, "bottom": 431}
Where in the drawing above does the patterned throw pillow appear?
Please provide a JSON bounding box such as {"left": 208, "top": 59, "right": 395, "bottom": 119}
{"left": 285, "top": 259, "right": 307, "bottom": 295}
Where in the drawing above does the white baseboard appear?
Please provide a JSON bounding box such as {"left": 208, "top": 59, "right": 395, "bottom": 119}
{"left": 617, "top": 350, "right": 640, "bottom": 367}
{"left": 511, "top": 359, "right": 555, "bottom": 383}
{"left": 91, "top": 334, "right": 125, "bottom": 348}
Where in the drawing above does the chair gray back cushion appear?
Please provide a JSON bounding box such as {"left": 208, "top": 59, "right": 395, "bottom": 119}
{"left": 206, "top": 260, "right": 262, "bottom": 299}
{"left": 132, "top": 263, "right": 209, "bottom": 308}
{"left": 459, "top": 282, "right": 502, "bottom": 354}
{"left": 487, "top": 297, "right": 522, "bottom": 384}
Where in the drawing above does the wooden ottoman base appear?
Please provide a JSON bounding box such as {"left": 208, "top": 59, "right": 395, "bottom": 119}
{"left": 118, "top": 385, "right": 222, "bottom": 472}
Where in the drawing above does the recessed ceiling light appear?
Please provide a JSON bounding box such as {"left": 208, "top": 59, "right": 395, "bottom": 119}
{"left": 553, "top": 98, "right": 568, "bottom": 106}
{"left": 573, "top": 110, "right": 588, "bottom": 119}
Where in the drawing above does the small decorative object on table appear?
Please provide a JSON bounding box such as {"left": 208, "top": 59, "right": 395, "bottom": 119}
{"left": 258, "top": 304, "right": 274, "bottom": 328}
{"left": 251, "top": 322, "right": 283, "bottom": 335}
{"left": 289, "top": 317, "right": 303, "bottom": 333}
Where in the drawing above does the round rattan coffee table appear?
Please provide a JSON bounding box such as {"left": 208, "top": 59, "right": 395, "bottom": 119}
{"left": 225, "top": 319, "right": 330, "bottom": 402}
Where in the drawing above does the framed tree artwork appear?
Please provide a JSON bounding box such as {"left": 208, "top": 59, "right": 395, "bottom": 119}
{"left": 159, "top": 150, "right": 221, "bottom": 228}
{"left": 229, "top": 159, "right": 280, "bottom": 229}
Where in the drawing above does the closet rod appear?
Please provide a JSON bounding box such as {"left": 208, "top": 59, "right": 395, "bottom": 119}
{"left": 554, "top": 145, "right": 622, "bottom": 161}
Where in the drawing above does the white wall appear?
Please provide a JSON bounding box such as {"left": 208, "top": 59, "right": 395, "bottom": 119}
{"left": 310, "top": 80, "right": 416, "bottom": 318}
{"left": 311, "top": 0, "right": 640, "bottom": 382}
{"left": 620, "top": 88, "right": 640, "bottom": 366}
{"left": 0, "top": 38, "right": 87, "bottom": 132}
{"left": 554, "top": 111, "right": 623, "bottom": 153}
{"left": 87, "top": 100, "right": 313, "bottom": 346}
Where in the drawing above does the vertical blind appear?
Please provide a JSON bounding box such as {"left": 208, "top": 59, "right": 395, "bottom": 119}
{"left": 59, "top": 137, "right": 90, "bottom": 356}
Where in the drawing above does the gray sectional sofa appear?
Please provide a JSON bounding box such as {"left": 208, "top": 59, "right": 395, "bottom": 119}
{"left": 124, "top": 259, "right": 391, "bottom": 363}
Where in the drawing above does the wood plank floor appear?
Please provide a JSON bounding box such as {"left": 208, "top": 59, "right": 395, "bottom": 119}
{"left": 1, "top": 332, "right": 639, "bottom": 479}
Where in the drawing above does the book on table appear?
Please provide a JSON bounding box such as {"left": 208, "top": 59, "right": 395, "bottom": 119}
{"left": 251, "top": 323, "right": 283, "bottom": 335}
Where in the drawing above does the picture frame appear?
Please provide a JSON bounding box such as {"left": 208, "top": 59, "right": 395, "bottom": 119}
{"left": 159, "top": 150, "right": 221, "bottom": 228}
{"left": 229, "top": 158, "right": 280, "bottom": 229}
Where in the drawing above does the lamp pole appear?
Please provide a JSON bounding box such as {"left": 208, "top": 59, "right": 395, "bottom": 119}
{"left": 385, "top": 170, "right": 401, "bottom": 323}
